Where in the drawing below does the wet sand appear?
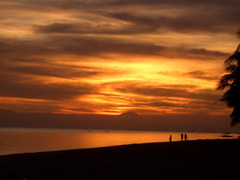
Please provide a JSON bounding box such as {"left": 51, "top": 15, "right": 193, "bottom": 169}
{"left": 0, "top": 139, "right": 240, "bottom": 180}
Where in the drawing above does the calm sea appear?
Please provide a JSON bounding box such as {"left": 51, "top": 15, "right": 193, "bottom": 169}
{"left": 0, "top": 128, "right": 239, "bottom": 155}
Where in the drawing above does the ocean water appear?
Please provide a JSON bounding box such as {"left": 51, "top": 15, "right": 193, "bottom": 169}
{"left": 0, "top": 128, "right": 239, "bottom": 155}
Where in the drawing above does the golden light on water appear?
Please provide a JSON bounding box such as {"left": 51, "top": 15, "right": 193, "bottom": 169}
{"left": 1, "top": 128, "right": 239, "bottom": 155}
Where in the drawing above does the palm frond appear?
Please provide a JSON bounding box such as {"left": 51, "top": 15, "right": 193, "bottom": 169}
{"left": 225, "top": 64, "right": 237, "bottom": 72}
{"left": 217, "top": 74, "right": 235, "bottom": 90}
{"left": 218, "top": 44, "right": 240, "bottom": 127}
{"left": 230, "top": 107, "right": 240, "bottom": 126}
{"left": 224, "top": 45, "right": 240, "bottom": 67}
{"left": 217, "top": 83, "right": 231, "bottom": 90}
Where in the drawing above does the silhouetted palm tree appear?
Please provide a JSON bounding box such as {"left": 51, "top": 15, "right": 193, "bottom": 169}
{"left": 217, "top": 44, "right": 240, "bottom": 126}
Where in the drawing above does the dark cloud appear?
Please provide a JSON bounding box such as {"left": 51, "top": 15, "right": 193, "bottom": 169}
{"left": 0, "top": 36, "right": 228, "bottom": 60}
{"left": 0, "top": 38, "right": 57, "bottom": 56}
{"left": 34, "top": 22, "right": 149, "bottom": 35}
{"left": 104, "top": 12, "right": 229, "bottom": 34}
{"left": 1, "top": 108, "right": 238, "bottom": 132}
{"left": 28, "top": 0, "right": 240, "bottom": 35}
{"left": 130, "top": 93, "right": 226, "bottom": 113}
{"left": 134, "top": 101, "right": 183, "bottom": 108}
{"left": 114, "top": 83, "right": 220, "bottom": 101}
{"left": 159, "top": 70, "right": 221, "bottom": 81}
{"left": 185, "top": 70, "right": 220, "bottom": 81}
{"left": 0, "top": 72, "right": 98, "bottom": 100}
{"left": 106, "top": 0, "right": 239, "bottom": 6}
{"left": 34, "top": 23, "right": 89, "bottom": 34}
{"left": 3, "top": 0, "right": 239, "bottom": 36}
{"left": 33, "top": 10, "right": 239, "bottom": 36}
{"left": 0, "top": 100, "right": 62, "bottom": 113}
{"left": 22, "top": 0, "right": 240, "bottom": 13}
{"left": 1, "top": 62, "right": 110, "bottom": 79}
{"left": 64, "top": 107, "right": 95, "bottom": 113}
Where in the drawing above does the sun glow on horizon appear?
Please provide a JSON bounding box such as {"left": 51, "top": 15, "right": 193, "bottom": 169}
{"left": 0, "top": 0, "right": 237, "bottom": 120}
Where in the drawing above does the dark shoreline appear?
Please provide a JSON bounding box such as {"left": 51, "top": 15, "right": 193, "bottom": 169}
{"left": 1, "top": 139, "right": 240, "bottom": 180}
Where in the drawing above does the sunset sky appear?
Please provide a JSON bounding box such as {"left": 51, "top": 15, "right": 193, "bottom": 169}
{"left": 0, "top": 0, "right": 240, "bottom": 121}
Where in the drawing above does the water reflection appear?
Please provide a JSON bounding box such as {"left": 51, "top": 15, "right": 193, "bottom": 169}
{"left": 0, "top": 128, "right": 238, "bottom": 155}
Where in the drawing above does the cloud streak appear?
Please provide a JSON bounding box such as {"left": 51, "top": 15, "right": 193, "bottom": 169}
{"left": 11, "top": 0, "right": 238, "bottom": 36}
{"left": 0, "top": 0, "right": 237, "bottom": 118}
{"left": 0, "top": 72, "right": 98, "bottom": 100}
{"left": 0, "top": 36, "right": 229, "bottom": 61}
{"left": 114, "top": 84, "right": 220, "bottom": 101}
{"left": 1, "top": 62, "right": 113, "bottom": 79}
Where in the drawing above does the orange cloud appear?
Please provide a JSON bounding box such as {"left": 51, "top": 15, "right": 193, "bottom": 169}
{"left": 0, "top": 0, "right": 238, "bottom": 121}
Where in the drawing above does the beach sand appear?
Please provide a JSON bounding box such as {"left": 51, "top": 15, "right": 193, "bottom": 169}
{"left": 0, "top": 139, "right": 240, "bottom": 180}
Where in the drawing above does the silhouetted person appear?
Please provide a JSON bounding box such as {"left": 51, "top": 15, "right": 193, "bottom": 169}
{"left": 169, "top": 135, "right": 172, "bottom": 142}
{"left": 184, "top": 133, "right": 188, "bottom": 141}
{"left": 181, "top": 133, "right": 183, "bottom": 141}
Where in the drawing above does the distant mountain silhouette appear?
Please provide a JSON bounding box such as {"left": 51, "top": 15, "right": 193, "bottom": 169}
{"left": 119, "top": 111, "right": 140, "bottom": 119}
{"left": 0, "top": 108, "right": 240, "bottom": 132}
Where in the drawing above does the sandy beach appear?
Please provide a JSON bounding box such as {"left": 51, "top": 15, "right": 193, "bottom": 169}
{"left": 0, "top": 139, "right": 240, "bottom": 180}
